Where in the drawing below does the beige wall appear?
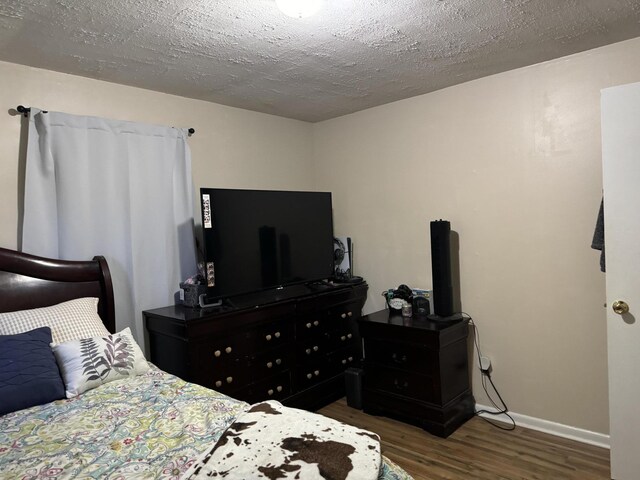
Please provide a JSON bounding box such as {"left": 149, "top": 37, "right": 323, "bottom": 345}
{"left": 0, "top": 60, "right": 314, "bottom": 250}
{"left": 313, "top": 36, "right": 640, "bottom": 435}
{"left": 3, "top": 36, "right": 640, "bottom": 435}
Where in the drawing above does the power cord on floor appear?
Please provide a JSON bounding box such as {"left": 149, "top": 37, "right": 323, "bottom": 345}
{"left": 458, "top": 312, "right": 516, "bottom": 431}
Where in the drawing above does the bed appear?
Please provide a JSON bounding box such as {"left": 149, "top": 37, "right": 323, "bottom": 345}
{"left": 0, "top": 247, "right": 412, "bottom": 479}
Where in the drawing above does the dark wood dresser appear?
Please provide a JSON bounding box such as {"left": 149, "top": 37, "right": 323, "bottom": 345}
{"left": 359, "top": 309, "right": 475, "bottom": 437}
{"left": 144, "top": 282, "right": 367, "bottom": 411}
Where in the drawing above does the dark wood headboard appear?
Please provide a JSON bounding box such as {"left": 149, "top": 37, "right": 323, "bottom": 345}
{"left": 0, "top": 248, "right": 116, "bottom": 333}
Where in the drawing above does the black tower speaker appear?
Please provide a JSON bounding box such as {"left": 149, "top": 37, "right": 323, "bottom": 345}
{"left": 431, "top": 220, "right": 454, "bottom": 317}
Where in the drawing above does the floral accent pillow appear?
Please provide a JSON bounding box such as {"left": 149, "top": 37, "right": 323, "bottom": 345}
{"left": 51, "top": 328, "right": 150, "bottom": 397}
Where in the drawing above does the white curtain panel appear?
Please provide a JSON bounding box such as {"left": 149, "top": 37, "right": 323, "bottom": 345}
{"left": 22, "top": 109, "right": 197, "bottom": 344}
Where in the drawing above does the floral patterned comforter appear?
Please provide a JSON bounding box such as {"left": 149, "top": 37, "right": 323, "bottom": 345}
{"left": 0, "top": 368, "right": 411, "bottom": 479}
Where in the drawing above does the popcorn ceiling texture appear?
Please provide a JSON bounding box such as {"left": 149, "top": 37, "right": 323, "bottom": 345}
{"left": 1, "top": 0, "right": 639, "bottom": 122}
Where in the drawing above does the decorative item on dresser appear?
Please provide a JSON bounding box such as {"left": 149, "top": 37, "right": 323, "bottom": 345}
{"left": 144, "top": 282, "right": 367, "bottom": 411}
{"left": 359, "top": 309, "right": 475, "bottom": 437}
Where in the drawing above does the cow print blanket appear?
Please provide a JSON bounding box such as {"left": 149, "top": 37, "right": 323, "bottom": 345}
{"left": 184, "top": 400, "right": 382, "bottom": 480}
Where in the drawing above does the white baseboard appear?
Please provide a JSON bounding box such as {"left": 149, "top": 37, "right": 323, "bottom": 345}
{"left": 475, "top": 403, "right": 610, "bottom": 449}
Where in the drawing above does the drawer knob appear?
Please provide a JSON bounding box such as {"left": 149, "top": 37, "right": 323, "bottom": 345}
{"left": 313, "top": 320, "right": 319, "bottom": 326}
{"left": 341, "top": 335, "right": 346, "bottom": 341}
{"left": 268, "top": 389, "right": 274, "bottom": 396}
{"left": 267, "top": 362, "right": 273, "bottom": 368}
{"left": 266, "top": 334, "right": 272, "bottom": 341}
{"left": 305, "top": 348, "right": 311, "bottom": 354}
{"left": 275, "top": 331, "right": 281, "bottom": 338}
{"left": 215, "top": 380, "right": 222, "bottom": 388}
{"left": 307, "top": 373, "right": 313, "bottom": 379}
{"left": 393, "top": 379, "right": 408, "bottom": 390}
{"left": 347, "top": 333, "right": 352, "bottom": 339}
{"left": 277, "top": 385, "right": 283, "bottom": 392}
{"left": 314, "top": 370, "right": 320, "bottom": 376}
{"left": 348, "top": 356, "right": 353, "bottom": 362}
{"left": 313, "top": 345, "right": 319, "bottom": 352}
{"left": 347, "top": 311, "right": 353, "bottom": 317}
{"left": 214, "top": 350, "right": 221, "bottom": 357}
{"left": 306, "top": 322, "right": 312, "bottom": 328}
{"left": 225, "top": 346, "right": 232, "bottom": 354}
{"left": 342, "top": 359, "right": 347, "bottom": 365}
{"left": 226, "top": 376, "right": 233, "bottom": 384}
{"left": 392, "top": 353, "right": 407, "bottom": 364}
{"left": 276, "top": 358, "right": 282, "bottom": 365}
{"left": 341, "top": 313, "right": 347, "bottom": 319}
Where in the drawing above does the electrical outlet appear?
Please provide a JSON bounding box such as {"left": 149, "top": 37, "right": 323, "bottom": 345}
{"left": 480, "top": 356, "right": 492, "bottom": 373}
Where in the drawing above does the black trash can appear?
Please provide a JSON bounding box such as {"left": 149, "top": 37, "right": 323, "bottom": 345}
{"left": 345, "top": 367, "right": 363, "bottom": 409}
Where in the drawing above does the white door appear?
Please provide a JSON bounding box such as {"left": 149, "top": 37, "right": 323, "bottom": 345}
{"left": 601, "top": 82, "right": 640, "bottom": 480}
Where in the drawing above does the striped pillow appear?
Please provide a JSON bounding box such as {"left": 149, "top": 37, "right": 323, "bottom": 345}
{"left": 0, "top": 298, "right": 109, "bottom": 344}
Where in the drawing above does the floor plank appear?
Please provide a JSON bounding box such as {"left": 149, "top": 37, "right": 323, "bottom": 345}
{"left": 318, "top": 399, "right": 610, "bottom": 480}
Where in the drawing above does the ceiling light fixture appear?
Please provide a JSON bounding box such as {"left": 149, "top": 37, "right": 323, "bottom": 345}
{"left": 276, "top": 0, "right": 324, "bottom": 18}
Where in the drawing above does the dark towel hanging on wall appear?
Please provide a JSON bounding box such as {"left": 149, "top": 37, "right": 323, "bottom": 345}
{"left": 591, "top": 197, "right": 605, "bottom": 272}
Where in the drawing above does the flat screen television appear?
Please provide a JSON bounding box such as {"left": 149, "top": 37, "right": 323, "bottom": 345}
{"left": 199, "top": 188, "right": 334, "bottom": 304}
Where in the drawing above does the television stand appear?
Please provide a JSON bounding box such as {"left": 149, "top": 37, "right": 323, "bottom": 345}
{"left": 144, "top": 281, "right": 369, "bottom": 412}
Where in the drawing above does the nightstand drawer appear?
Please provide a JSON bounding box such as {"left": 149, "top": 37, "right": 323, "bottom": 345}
{"left": 365, "top": 365, "right": 435, "bottom": 402}
{"left": 364, "top": 337, "right": 438, "bottom": 375}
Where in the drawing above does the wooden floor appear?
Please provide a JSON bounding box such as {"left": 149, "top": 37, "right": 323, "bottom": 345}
{"left": 319, "top": 399, "right": 610, "bottom": 480}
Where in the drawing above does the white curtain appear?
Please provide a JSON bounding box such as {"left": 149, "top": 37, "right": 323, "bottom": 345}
{"left": 22, "top": 109, "right": 197, "bottom": 344}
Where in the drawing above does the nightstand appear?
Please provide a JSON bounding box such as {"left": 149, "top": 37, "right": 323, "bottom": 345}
{"left": 358, "top": 309, "right": 475, "bottom": 437}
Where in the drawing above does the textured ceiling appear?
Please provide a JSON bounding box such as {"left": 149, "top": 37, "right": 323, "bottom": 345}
{"left": 1, "top": 0, "right": 639, "bottom": 122}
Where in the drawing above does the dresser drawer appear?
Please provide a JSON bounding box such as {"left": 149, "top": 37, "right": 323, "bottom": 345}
{"left": 297, "top": 315, "right": 334, "bottom": 340}
{"left": 195, "top": 331, "right": 247, "bottom": 364}
{"left": 328, "top": 345, "right": 359, "bottom": 370}
{"left": 326, "top": 325, "right": 356, "bottom": 349}
{"left": 364, "top": 365, "right": 435, "bottom": 402}
{"left": 191, "top": 332, "right": 249, "bottom": 387}
{"left": 297, "top": 338, "right": 327, "bottom": 364}
{"left": 248, "top": 371, "right": 292, "bottom": 403}
{"left": 326, "top": 301, "right": 362, "bottom": 324}
{"left": 249, "top": 346, "right": 291, "bottom": 381}
{"left": 250, "top": 319, "right": 293, "bottom": 352}
{"left": 363, "top": 337, "right": 438, "bottom": 376}
{"left": 208, "top": 361, "right": 250, "bottom": 395}
{"left": 297, "top": 361, "right": 333, "bottom": 390}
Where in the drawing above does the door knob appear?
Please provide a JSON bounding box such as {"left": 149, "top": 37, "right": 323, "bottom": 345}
{"left": 612, "top": 300, "right": 630, "bottom": 315}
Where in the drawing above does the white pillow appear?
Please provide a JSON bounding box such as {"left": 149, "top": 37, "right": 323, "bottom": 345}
{"left": 52, "top": 327, "right": 150, "bottom": 398}
{"left": 0, "top": 297, "right": 109, "bottom": 344}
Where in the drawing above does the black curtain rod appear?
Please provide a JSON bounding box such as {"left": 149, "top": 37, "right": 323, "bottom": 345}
{"left": 15, "top": 105, "right": 195, "bottom": 136}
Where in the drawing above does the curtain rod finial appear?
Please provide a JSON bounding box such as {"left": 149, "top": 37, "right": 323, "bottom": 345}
{"left": 16, "top": 105, "right": 30, "bottom": 116}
